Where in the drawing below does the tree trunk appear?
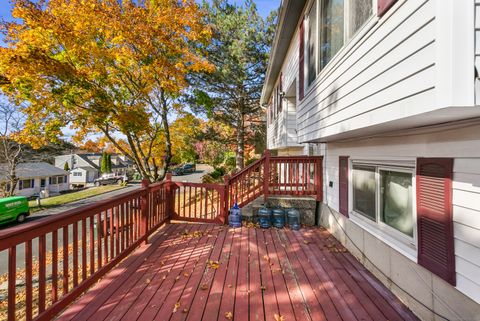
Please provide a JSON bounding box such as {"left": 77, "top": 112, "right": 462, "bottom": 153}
{"left": 158, "top": 89, "right": 172, "bottom": 181}
{"left": 236, "top": 115, "right": 245, "bottom": 170}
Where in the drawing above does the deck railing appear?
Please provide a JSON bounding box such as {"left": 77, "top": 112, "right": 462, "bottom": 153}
{"left": 0, "top": 151, "right": 322, "bottom": 321}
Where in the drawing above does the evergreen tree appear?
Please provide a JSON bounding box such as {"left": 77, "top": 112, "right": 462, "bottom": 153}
{"left": 101, "top": 152, "right": 108, "bottom": 174}
{"left": 106, "top": 154, "right": 112, "bottom": 173}
{"left": 189, "top": 0, "right": 277, "bottom": 169}
{"left": 64, "top": 162, "right": 70, "bottom": 171}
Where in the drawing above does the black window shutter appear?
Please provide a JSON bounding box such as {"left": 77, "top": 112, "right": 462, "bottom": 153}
{"left": 19, "top": 180, "right": 23, "bottom": 190}
{"left": 31, "top": 179, "right": 35, "bottom": 188}
{"left": 417, "top": 158, "right": 455, "bottom": 285}
{"left": 378, "top": 0, "right": 398, "bottom": 17}
{"left": 299, "top": 20, "right": 305, "bottom": 100}
{"left": 339, "top": 156, "right": 349, "bottom": 217}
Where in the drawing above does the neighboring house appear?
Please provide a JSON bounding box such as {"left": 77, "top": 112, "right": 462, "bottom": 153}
{"left": 0, "top": 162, "right": 69, "bottom": 198}
{"left": 55, "top": 153, "right": 133, "bottom": 187}
{"left": 261, "top": 0, "right": 480, "bottom": 320}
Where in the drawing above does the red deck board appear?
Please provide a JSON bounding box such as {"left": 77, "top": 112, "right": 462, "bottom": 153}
{"left": 198, "top": 226, "right": 234, "bottom": 321}
{"left": 264, "top": 229, "right": 296, "bottom": 321}
{"left": 171, "top": 225, "right": 228, "bottom": 321}
{"left": 115, "top": 224, "right": 200, "bottom": 321}
{"left": 94, "top": 224, "right": 187, "bottom": 321}
{"left": 256, "top": 228, "right": 280, "bottom": 320}
{"left": 137, "top": 224, "right": 210, "bottom": 320}
{"left": 56, "top": 223, "right": 419, "bottom": 321}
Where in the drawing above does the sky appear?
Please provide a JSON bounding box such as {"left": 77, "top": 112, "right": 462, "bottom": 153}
{"left": 0, "top": 0, "right": 280, "bottom": 23}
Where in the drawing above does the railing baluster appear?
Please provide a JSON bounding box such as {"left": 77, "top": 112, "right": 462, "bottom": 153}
{"left": 82, "top": 219, "right": 87, "bottom": 282}
{"left": 52, "top": 230, "right": 58, "bottom": 303}
{"left": 8, "top": 246, "right": 16, "bottom": 321}
{"left": 39, "top": 234, "right": 46, "bottom": 312}
{"left": 110, "top": 209, "right": 114, "bottom": 259}
{"left": 73, "top": 221, "right": 79, "bottom": 288}
{"left": 115, "top": 206, "right": 120, "bottom": 257}
{"left": 97, "top": 213, "right": 102, "bottom": 269}
{"left": 120, "top": 203, "right": 125, "bottom": 252}
{"left": 89, "top": 217, "right": 95, "bottom": 275}
{"left": 62, "top": 226, "right": 69, "bottom": 296}
{"left": 103, "top": 211, "right": 108, "bottom": 264}
{"left": 25, "top": 240, "right": 32, "bottom": 321}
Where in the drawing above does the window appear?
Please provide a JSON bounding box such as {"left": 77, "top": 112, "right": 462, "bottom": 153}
{"left": 40, "top": 179, "right": 46, "bottom": 188}
{"left": 320, "top": 0, "right": 345, "bottom": 70}
{"left": 352, "top": 165, "right": 376, "bottom": 220}
{"left": 352, "top": 164, "right": 415, "bottom": 239}
{"left": 380, "top": 170, "right": 413, "bottom": 237}
{"left": 73, "top": 172, "right": 83, "bottom": 177}
{"left": 302, "top": 0, "right": 373, "bottom": 86}
{"left": 57, "top": 176, "right": 64, "bottom": 184}
{"left": 307, "top": 1, "right": 318, "bottom": 85}
{"left": 349, "top": 0, "right": 373, "bottom": 36}
{"left": 19, "top": 179, "right": 34, "bottom": 190}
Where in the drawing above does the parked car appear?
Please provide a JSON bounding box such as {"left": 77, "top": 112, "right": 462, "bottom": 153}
{"left": 94, "top": 173, "right": 128, "bottom": 186}
{"left": 0, "top": 196, "right": 30, "bottom": 225}
{"left": 170, "top": 163, "right": 196, "bottom": 176}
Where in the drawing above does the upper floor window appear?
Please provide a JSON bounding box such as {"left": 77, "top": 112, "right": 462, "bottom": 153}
{"left": 307, "top": 1, "right": 318, "bottom": 86}
{"left": 304, "top": 0, "right": 373, "bottom": 88}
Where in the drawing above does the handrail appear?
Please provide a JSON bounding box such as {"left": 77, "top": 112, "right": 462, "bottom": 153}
{"left": 0, "top": 188, "right": 148, "bottom": 251}
{"left": 227, "top": 156, "right": 266, "bottom": 181}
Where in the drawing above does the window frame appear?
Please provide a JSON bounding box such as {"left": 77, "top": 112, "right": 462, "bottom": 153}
{"left": 349, "top": 159, "right": 418, "bottom": 260}
{"left": 19, "top": 179, "right": 34, "bottom": 190}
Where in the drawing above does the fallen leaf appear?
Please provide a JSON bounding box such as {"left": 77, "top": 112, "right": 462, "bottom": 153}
{"left": 183, "top": 272, "right": 190, "bottom": 277}
{"left": 173, "top": 302, "right": 180, "bottom": 313}
{"left": 274, "top": 313, "right": 285, "bottom": 321}
{"left": 303, "top": 240, "right": 310, "bottom": 245}
{"left": 175, "top": 276, "right": 180, "bottom": 281}
{"left": 183, "top": 308, "right": 189, "bottom": 313}
{"left": 263, "top": 255, "right": 270, "bottom": 262}
{"left": 145, "top": 278, "right": 151, "bottom": 284}
{"left": 260, "top": 286, "right": 266, "bottom": 291}
{"left": 200, "top": 283, "right": 208, "bottom": 290}
{"left": 225, "top": 311, "right": 233, "bottom": 320}
{"left": 207, "top": 260, "right": 220, "bottom": 269}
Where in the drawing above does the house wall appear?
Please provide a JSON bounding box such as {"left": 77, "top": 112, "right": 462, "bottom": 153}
{"left": 316, "top": 121, "right": 480, "bottom": 320}
{"left": 15, "top": 176, "right": 69, "bottom": 198}
{"left": 476, "top": 0, "right": 480, "bottom": 104}
{"left": 267, "top": 19, "right": 304, "bottom": 151}
{"left": 295, "top": 0, "right": 477, "bottom": 143}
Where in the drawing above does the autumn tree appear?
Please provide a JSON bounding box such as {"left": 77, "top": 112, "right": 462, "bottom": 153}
{"left": 0, "top": 0, "right": 213, "bottom": 182}
{"left": 0, "top": 100, "right": 25, "bottom": 196}
{"left": 189, "top": 0, "right": 276, "bottom": 169}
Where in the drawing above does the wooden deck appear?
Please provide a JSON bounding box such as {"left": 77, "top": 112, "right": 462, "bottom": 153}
{"left": 56, "top": 223, "right": 419, "bottom": 321}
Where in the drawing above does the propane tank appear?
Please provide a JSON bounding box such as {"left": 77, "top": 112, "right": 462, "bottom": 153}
{"left": 228, "top": 203, "right": 242, "bottom": 228}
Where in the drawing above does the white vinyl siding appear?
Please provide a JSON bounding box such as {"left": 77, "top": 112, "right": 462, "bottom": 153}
{"left": 476, "top": 0, "right": 480, "bottom": 104}
{"left": 318, "top": 122, "right": 480, "bottom": 304}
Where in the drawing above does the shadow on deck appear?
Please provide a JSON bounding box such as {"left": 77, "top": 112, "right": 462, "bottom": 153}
{"left": 57, "top": 223, "right": 419, "bottom": 321}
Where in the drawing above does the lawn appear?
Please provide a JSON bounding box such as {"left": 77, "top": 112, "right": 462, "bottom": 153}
{"left": 29, "top": 185, "right": 126, "bottom": 213}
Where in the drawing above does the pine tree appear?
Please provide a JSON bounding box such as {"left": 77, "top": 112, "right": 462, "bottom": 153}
{"left": 106, "top": 154, "right": 112, "bottom": 173}
{"left": 101, "top": 152, "right": 108, "bottom": 174}
{"left": 64, "top": 162, "right": 70, "bottom": 171}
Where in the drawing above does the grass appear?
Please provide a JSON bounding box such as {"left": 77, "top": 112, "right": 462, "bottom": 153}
{"left": 29, "top": 185, "right": 126, "bottom": 213}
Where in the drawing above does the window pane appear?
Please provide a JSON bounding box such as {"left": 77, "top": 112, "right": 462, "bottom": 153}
{"left": 320, "top": 0, "right": 344, "bottom": 69}
{"left": 349, "top": 0, "right": 372, "bottom": 36}
{"left": 307, "top": 1, "right": 317, "bottom": 85}
{"left": 381, "top": 170, "right": 414, "bottom": 237}
{"left": 353, "top": 165, "right": 376, "bottom": 220}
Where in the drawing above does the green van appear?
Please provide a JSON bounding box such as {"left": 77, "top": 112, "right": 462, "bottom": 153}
{"left": 0, "top": 196, "right": 30, "bottom": 225}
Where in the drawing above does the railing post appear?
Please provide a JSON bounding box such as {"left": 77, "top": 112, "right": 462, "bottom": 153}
{"left": 223, "top": 175, "right": 230, "bottom": 224}
{"left": 263, "top": 150, "right": 270, "bottom": 202}
{"left": 165, "top": 173, "right": 173, "bottom": 223}
{"left": 315, "top": 157, "right": 323, "bottom": 202}
{"left": 141, "top": 179, "right": 150, "bottom": 245}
